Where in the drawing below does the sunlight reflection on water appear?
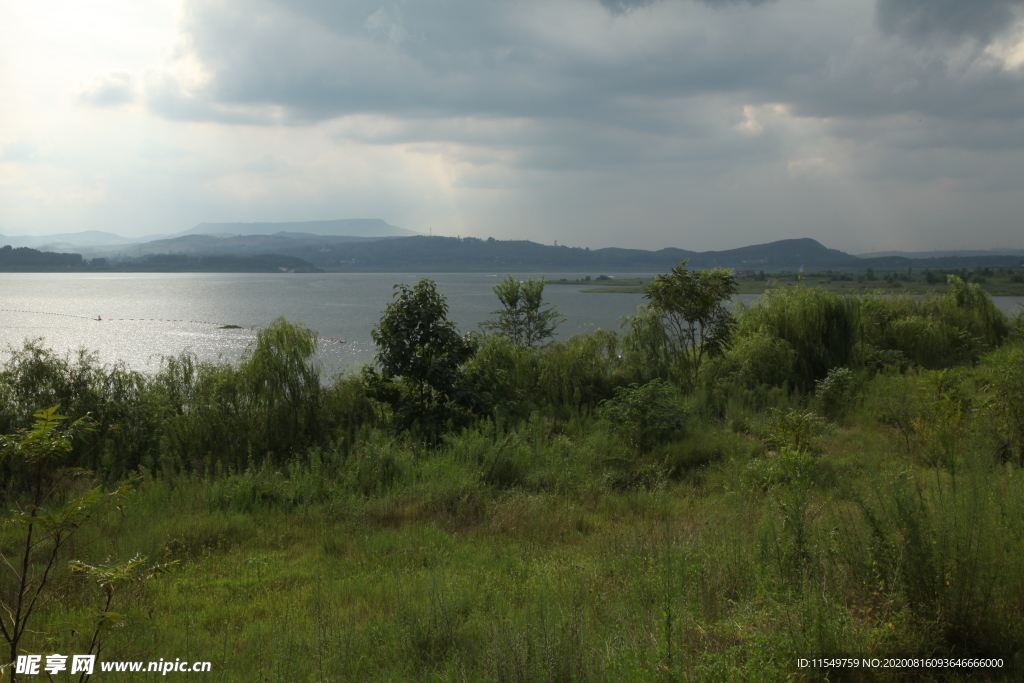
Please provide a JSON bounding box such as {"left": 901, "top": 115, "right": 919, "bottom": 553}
{"left": 2, "top": 273, "right": 1021, "bottom": 377}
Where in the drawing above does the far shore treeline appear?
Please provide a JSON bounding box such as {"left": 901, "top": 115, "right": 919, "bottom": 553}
{"left": 0, "top": 245, "right": 320, "bottom": 273}
{"left": 2, "top": 264, "right": 1024, "bottom": 680}
{"left": 3, "top": 235, "right": 1024, "bottom": 273}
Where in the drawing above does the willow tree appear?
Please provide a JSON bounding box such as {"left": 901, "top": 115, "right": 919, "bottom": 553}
{"left": 643, "top": 260, "right": 737, "bottom": 384}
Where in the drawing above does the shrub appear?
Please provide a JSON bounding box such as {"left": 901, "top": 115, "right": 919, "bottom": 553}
{"left": 980, "top": 344, "right": 1024, "bottom": 465}
{"left": 814, "top": 367, "right": 855, "bottom": 420}
{"left": 764, "top": 409, "right": 825, "bottom": 453}
{"left": 734, "top": 287, "right": 860, "bottom": 391}
{"left": 599, "top": 379, "right": 685, "bottom": 453}
{"left": 534, "top": 330, "right": 622, "bottom": 409}
{"left": 0, "top": 408, "right": 134, "bottom": 669}
{"left": 619, "top": 304, "right": 689, "bottom": 386}
{"left": 706, "top": 330, "right": 797, "bottom": 390}
{"left": 860, "top": 282, "right": 1008, "bottom": 369}
{"left": 159, "top": 319, "right": 323, "bottom": 471}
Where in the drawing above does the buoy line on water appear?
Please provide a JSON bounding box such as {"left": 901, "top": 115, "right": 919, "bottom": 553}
{"left": 0, "top": 307, "right": 347, "bottom": 344}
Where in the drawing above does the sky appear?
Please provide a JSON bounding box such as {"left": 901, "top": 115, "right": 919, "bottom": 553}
{"left": 1, "top": 0, "right": 1023, "bottom": 253}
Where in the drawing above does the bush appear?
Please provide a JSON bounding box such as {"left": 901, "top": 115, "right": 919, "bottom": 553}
{"left": 853, "top": 468, "right": 1024, "bottom": 654}
{"left": 619, "top": 304, "right": 688, "bottom": 385}
{"left": 860, "top": 282, "right": 1008, "bottom": 369}
{"left": 981, "top": 344, "right": 1024, "bottom": 465}
{"left": 705, "top": 330, "right": 797, "bottom": 390}
{"left": 160, "top": 319, "right": 323, "bottom": 471}
{"left": 534, "top": 330, "right": 622, "bottom": 409}
{"left": 733, "top": 287, "right": 860, "bottom": 391}
{"left": 599, "top": 379, "right": 685, "bottom": 453}
{"left": 814, "top": 367, "right": 855, "bottom": 420}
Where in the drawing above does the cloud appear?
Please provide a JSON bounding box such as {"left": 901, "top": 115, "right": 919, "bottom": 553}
{"left": 142, "top": 0, "right": 825, "bottom": 148}
{"left": 363, "top": 7, "right": 409, "bottom": 43}
{"left": 0, "top": 140, "right": 38, "bottom": 163}
{"left": 10, "top": 0, "right": 1020, "bottom": 253}
{"left": 76, "top": 72, "right": 137, "bottom": 107}
{"left": 876, "top": 0, "right": 1024, "bottom": 45}
{"left": 148, "top": 0, "right": 1024, "bottom": 131}
{"left": 598, "top": 0, "right": 657, "bottom": 15}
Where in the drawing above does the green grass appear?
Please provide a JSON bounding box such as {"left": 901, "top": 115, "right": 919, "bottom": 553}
{"left": 4, "top": 282, "right": 1024, "bottom": 681}
{"left": 12, "top": 386, "right": 1024, "bottom": 681}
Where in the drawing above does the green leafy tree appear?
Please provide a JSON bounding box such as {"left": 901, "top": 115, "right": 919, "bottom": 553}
{"left": 364, "top": 279, "right": 483, "bottom": 438}
{"left": 0, "top": 408, "right": 132, "bottom": 681}
{"left": 69, "top": 554, "right": 176, "bottom": 681}
{"left": 481, "top": 274, "right": 564, "bottom": 347}
{"left": 643, "top": 260, "right": 738, "bottom": 383}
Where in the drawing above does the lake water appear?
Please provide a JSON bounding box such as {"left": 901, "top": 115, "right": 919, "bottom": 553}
{"left": 0, "top": 272, "right": 653, "bottom": 376}
{"left": 2, "top": 273, "right": 1022, "bottom": 377}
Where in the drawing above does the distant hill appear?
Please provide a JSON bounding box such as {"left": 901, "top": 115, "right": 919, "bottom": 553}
{"left": 0, "top": 244, "right": 83, "bottom": 270}
{"left": 100, "top": 235, "right": 1024, "bottom": 272}
{"left": 0, "top": 219, "right": 414, "bottom": 251}
{"left": 0, "top": 230, "right": 141, "bottom": 249}
{"left": 859, "top": 249, "right": 1024, "bottom": 259}
{"left": 79, "top": 233, "right": 395, "bottom": 259}
{"left": 180, "top": 219, "right": 418, "bottom": 238}
{"left": 275, "top": 236, "right": 865, "bottom": 271}
{"left": 4, "top": 235, "right": 1022, "bottom": 273}
{"left": 0, "top": 244, "right": 319, "bottom": 273}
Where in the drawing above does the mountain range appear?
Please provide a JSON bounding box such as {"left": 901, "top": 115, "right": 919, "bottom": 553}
{"left": 0, "top": 219, "right": 413, "bottom": 252}
{"left": 2, "top": 221, "right": 1023, "bottom": 272}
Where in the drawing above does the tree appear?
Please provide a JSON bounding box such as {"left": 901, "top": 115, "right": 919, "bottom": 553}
{"left": 481, "top": 274, "right": 564, "bottom": 348}
{"left": 643, "top": 260, "right": 738, "bottom": 383}
{"left": 69, "top": 554, "right": 175, "bottom": 681}
{"left": 364, "top": 279, "right": 483, "bottom": 438}
{"left": 1, "top": 408, "right": 132, "bottom": 681}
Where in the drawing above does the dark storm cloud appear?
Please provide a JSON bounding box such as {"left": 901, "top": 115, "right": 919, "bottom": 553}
{"left": 876, "top": 0, "right": 1024, "bottom": 44}
{"left": 143, "top": 0, "right": 1024, "bottom": 172}
{"left": 148, "top": 0, "right": 805, "bottom": 125}
{"left": 76, "top": 72, "right": 137, "bottom": 107}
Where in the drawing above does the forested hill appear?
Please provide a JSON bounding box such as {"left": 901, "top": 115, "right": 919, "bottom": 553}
{"left": 0, "top": 244, "right": 320, "bottom": 273}
{"left": 0, "top": 244, "right": 83, "bottom": 270}
{"left": 285, "top": 236, "right": 854, "bottom": 270}
{"left": 280, "top": 236, "right": 1023, "bottom": 271}
{"left": 3, "top": 237, "right": 1022, "bottom": 272}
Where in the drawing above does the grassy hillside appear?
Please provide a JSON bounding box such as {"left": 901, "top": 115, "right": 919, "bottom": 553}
{"left": 2, "top": 278, "right": 1023, "bottom": 681}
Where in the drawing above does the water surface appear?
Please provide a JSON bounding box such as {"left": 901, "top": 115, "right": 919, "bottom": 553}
{"left": 3, "top": 273, "right": 1021, "bottom": 376}
{"left": 0, "top": 272, "right": 651, "bottom": 375}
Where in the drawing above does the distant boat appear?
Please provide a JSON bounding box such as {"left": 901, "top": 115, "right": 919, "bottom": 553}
{"left": 95, "top": 315, "right": 102, "bottom": 321}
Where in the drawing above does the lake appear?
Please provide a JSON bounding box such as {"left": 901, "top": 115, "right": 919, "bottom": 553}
{"left": 2, "top": 273, "right": 1022, "bottom": 377}
{"left": 0, "top": 272, "right": 652, "bottom": 376}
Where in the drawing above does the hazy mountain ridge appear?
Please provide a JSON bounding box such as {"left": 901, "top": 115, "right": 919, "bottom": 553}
{"left": 0, "top": 244, "right": 319, "bottom": 273}
{"left": 75, "top": 233, "right": 395, "bottom": 259}
{"left": 858, "top": 249, "right": 1024, "bottom": 258}
{"left": 0, "top": 218, "right": 415, "bottom": 251}
{"left": 0, "top": 230, "right": 146, "bottom": 249}
{"left": 180, "top": 219, "right": 418, "bottom": 238}
{"left": 2, "top": 234, "right": 1022, "bottom": 272}
{"left": 281, "top": 236, "right": 923, "bottom": 271}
